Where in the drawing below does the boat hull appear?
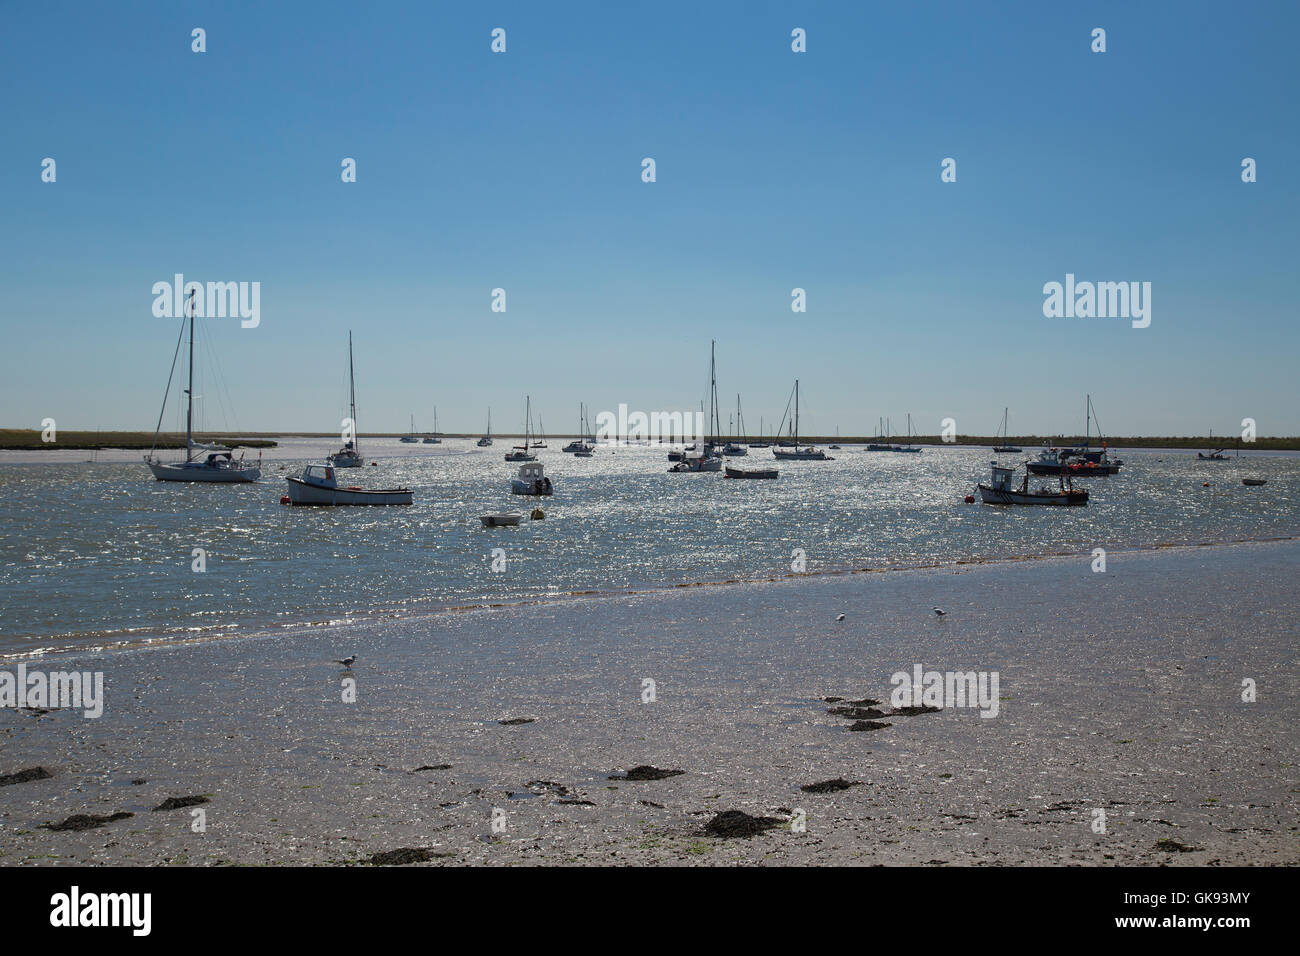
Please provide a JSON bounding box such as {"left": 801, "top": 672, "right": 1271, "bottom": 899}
{"left": 285, "top": 477, "right": 411, "bottom": 505}
{"left": 773, "top": 449, "right": 832, "bottom": 460}
{"left": 481, "top": 513, "right": 524, "bottom": 526}
{"left": 977, "top": 484, "right": 1088, "bottom": 506}
{"left": 725, "top": 466, "right": 778, "bottom": 479}
{"left": 147, "top": 460, "right": 261, "bottom": 483}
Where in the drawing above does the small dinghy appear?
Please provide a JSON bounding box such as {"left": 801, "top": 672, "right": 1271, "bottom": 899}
{"left": 480, "top": 512, "right": 524, "bottom": 527}
{"left": 725, "top": 465, "right": 778, "bottom": 479}
{"left": 285, "top": 464, "right": 412, "bottom": 506}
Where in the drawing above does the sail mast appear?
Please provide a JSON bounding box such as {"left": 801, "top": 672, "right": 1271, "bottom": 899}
{"left": 348, "top": 331, "right": 357, "bottom": 456}
{"left": 794, "top": 379, "right": 800, "bottom": 449}
{"left": 185, "top": 288, "right": 195, "bottom": 462}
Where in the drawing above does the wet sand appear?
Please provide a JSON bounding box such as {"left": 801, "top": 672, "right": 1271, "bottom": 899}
{"left": 1, "top": 539, "right": 1296, "bottom": 866}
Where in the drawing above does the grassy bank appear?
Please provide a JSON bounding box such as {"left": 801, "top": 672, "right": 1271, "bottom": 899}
{"left": 0, "top": 430, "right": 278, "bottom": 451}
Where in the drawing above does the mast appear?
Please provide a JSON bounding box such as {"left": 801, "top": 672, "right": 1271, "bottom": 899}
{"left": 185, "top": 288, "right": 195, "bottom": 462}
{"left": 794, "top": 379, "right": 800, "bottom": 449}
{"left": 348, "top": 331, "right": 357, "bottom": 455}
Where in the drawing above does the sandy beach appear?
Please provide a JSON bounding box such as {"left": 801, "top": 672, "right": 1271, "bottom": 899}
{"left": 1, "top": 538, "right": 1296, "bottom": 866}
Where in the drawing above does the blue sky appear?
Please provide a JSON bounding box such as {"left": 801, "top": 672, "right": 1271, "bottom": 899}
{"left": 2, "top": 0, "right": 1297, "bottom": 437}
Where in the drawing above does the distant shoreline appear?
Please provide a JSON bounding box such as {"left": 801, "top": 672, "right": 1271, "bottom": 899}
{"left": 2, "top": 429, "right": 1296, "bottom": 452}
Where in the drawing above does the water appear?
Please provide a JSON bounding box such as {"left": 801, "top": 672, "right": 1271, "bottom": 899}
{"left": 1, "top": 438, "right": 1295, "bottom": 657}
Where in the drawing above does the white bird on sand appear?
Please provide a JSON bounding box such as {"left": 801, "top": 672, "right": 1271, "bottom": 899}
{"left": 932, "top": 607, "right": 947, "bottom": 617}
{"left": 335, "top": 655, "right": 357, "bottom": 667}
{"left": 836, "top": 614, "right": 846, "bottom": 622}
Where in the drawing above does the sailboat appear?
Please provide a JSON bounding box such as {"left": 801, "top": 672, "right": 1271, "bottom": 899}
{"left": 564, "top": 404, "right": 592, "bottom": 453}
{"left": 749, "top": 415, "right": 771, "bottom": 448}
{"left": 477, "top": 409, "right": 493, "bottom": 447}
{"left": 829, "top": 426, "right": 841, "bottom": 451}
{"left": 669, "top": 341, "right": 723, "bottom": 472}
{"left": 505, "top": 398, "right": 538, "bottom": 462}
{"left": 772, "top": 381, "right": 832, "bottom": 460}
{"left": 723, "top": 395, "right": 748, "bottom": 456}
{"left": 992, "top": 407, "right": 1021, "bottom": 454}
{"left": 423, "top": 407, "right": 442, "bottom": 443}
{"left": 329, "top": 332, "right": 363, "bottom": 468}
{"left": 400, "top": 415, "right": 419, "bottom": 443}
{"left": 890, "top": 414, "right": 921, "bottom": 453}
{"left": 144, "top": 288, "right": 261, "bottom": 483}
{"left": 531, "top": 417, "right": 547, "bottom": 449}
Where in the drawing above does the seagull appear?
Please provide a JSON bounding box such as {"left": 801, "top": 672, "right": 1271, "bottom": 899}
{"left": 836, "top": 614, "right": 846, "bottom": 622}
{"left": 335, "top": 655, "right": 357, "bottom": 668}
{"left": 932, "top": 607, "right": 947, "bottom": 618}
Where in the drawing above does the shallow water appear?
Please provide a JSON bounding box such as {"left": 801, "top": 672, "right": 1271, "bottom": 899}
{"left": 0, "top": 438, "right": 1295, "bottom": 656}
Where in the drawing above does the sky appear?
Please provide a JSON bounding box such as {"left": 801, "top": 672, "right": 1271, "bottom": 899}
{"left": 1, "top": 0, "right": 1297, "bottom": 438}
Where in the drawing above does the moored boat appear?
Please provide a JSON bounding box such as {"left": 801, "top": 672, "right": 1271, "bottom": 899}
{"left": 725, "top": 465, "right": 778, "bottom": 479}
{"left": 285, "top": 464, "right": 412, "bottom": 505}
{"left": 510, "top": 461, "right": 554, "bottom": 496}
{"left": 977, "top": 463, "right": 1087, "bottom": 506}
{"left": 480, "top": 512, "right": 524, "bottom": 526}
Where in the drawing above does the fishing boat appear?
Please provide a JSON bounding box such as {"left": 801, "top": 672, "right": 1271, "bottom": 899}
{"left": 670, "top": 341, "right": 725, "bottom": 473}
{"left": 725, "top": 465, "right": 778, "bottom": 479}
{"left": 480, "top": 511, "right": 524, "bottom": 527}
{"left": 510, "top": 461, "right": 554, "bottom": 496}
{"left": 772, "top": 380, "right": 832, "bottom": 460}
{"left": 285, "top": 463, "right": 412, "bottom": 505}
{"left": 977, "top": 462, "right": 1088, "bottom": 506}
{"left": 477, "top": 409, "right": 493, "bottom": 447}
{"left": 144, "top": 288, "right": 261, "bottom": 483}
{"left": 400, "top": 415, "right": 419, "bottom": 443}
{"left": 327, "top": 333, "right": 364, "bottom": 468}
{"left": 1198, "top": 430, "right": 1229, "bottom": 460}
{"left": 423, "top": 407, "right": 442, "bottom": 443}
{"left": 1029, "top": 397, "right": 1121, "bottom": 474}
{"left": 505, "top": 398, "right": 538, "bottom": 462}
{"left": 992, "top": 407, "right": 1021, "bottom": 453}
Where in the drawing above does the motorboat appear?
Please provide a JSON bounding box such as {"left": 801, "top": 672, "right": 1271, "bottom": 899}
{"left": 285, "top": 463, "right": 412, "bottom": 505}
{"left": 510, "top": 461, "right": 554, "bottom": 496}
{"left": 669, "top": 455, "right": 722, "bottom": 473}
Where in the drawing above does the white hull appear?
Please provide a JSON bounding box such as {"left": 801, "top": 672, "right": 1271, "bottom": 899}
{"left": 773, "top": 448, "right": 831, "bottom": 460}
{"left": 510, "top": 480, "right": 554, "bottom": 496}
{"left": 669, "top": 457, "right": 722, "bottom": 472}
{"left": 286, "top": 477, "right": 411, "bottom": 506}
{"left": 329, "top": 453, "right": 363, "bottom": 468}
{"left": 147, "top": 460, "right": 260, "bottom": 483}
{"left": 481, "top": 512, "right": 524, "bottom": 526}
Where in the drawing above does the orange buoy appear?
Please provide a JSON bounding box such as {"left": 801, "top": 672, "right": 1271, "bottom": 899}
{"left": 964, "top": 495, "right": 975, "bottom": 504}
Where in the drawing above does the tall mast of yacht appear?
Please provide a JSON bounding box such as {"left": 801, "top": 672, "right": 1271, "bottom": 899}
{"left": 794, "top": 379, "right": 800, "bottom": 449}
{"left": 348, "top": 331, "right": 358, "bottom": 456}
{"left": 185, "top": 288, "right": 195, "bottom": 462}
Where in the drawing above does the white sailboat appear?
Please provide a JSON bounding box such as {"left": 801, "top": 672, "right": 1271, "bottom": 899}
{"left": 669, "top": 341, "right": 723, "bottom": 472}
{"left": 772, "top": 380, "right": 832, "bottom": 460}
{"left": 144, "top": 288, "right": 261, "bottom": 483}
{"left": 505, "top": 397, "right": 538, "bottom": 462}
{"left": 329, "top": 332, "right": 363, "bottom": 468}
{"left": 477, "top": 409, "right": 493, "bottom": 447}
{"left": 992, "top": 407, "right": 1021, "bottom": 454}
{"left": 423, "top": 407, "right": 442, "bottom": 443}
{"left": 400, "top": 415, "right": 419, "bottom": 443}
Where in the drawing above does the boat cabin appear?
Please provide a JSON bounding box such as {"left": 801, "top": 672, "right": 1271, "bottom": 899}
{"left": 516, "top": 462, "right": 545, "bottom": 481}
{"left": 301, "top": 464, "right": 338, "bottom": 487}
{"left": 988, "top": 463, "right": 1016, "bottom": 491}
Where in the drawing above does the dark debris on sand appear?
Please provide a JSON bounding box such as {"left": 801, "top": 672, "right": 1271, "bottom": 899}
{"left": 0, "top": 766, "right": 53, "bottom": 787}
{"left": 827, "top": 705, "right": 887, "bottom": 719}
{"left": 615, "top": 765, "right": 685, "bottom": 781}
{"left": 801, "top": 778, "right": 862, "bottom": 794}
{"left": 889, "top": 705, "right": 941, "bottom": 716}
{"left": 498, "top": 717, "right": 535, "bottom": 725}
{"left": 367, "top": 847, "right": 453, "bottom": 865}
{"left": 41, "top": 811, "right": 134, "bottom": 831}
{"left": 153, "top": 795, "right": 210, "bottom": 812}
{"left": 848, "top": 719, "right": 893, "bottom": 731}
{"left": 1155, "top": 838, "right": 1201, "bottom": 853}
{"left": 703, "top": 810, "right": 784, "bottom": 838}
{"left": 409, "top": 764, "right": 453, "bottom": 773}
